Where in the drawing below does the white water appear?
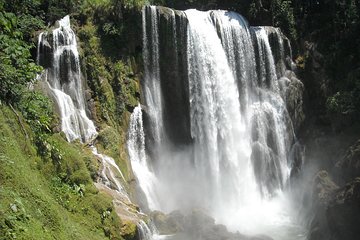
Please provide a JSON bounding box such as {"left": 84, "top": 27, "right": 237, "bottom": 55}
{"left": 38, "top": 15, "right": 97, "bottom": 143}
{"left": 135, "top": 6, "right": 307, "bottom": 239}
{"left": 38, "top": 15, "right": 155, "bottom": 239}
{"left": 128, "top": 104, "right": 160, "bottom": 210}
{"left": 186, "top": 9, "right": 257, "bottom": 212}
{"left": 142, "top": 6, "right": 164, "bottom": 144}
{"left": 91, "top": 146, "right": 129, "bottom": 199}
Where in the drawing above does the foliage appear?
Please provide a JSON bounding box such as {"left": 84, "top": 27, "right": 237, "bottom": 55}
{"left": 248, "top": 0, "right": 297, "bottom": 41}
{"left": 0, "top": 0, "right": 43, "bottom": 15}
{"left": 0, "top": 1, "right": 142, "bottom": 240}
{"left": 326, "top": 92, "right": 354, "bottom": 114}
{"left": 0, "top": 0, "right": 45, "bottom": 37}
{"left": 295, "top": 55, "right": 305, "bottom": 69}
{"left": 0, "top": 12, "right": 42, "bottom": 104}
{"left": 17, "top": 14, "right": 46, "bottom": 39}
{"left": 18, "top": 91, "right": 53, "bottom": 133}
{"left": 77, "top": 18, "right": 139, "bottom": 123}
{"left": 44, "top": 0, "right": 77, "bottom": 23}
{"left": 300, "top": 0, "right": 360, "bottom": 116}
{"left": 326, "top": 70, "right": 360, "bottom": 115}
{"left": 271, "top": 0, "right": 297, "bottom": 41}
{"left": 0, "top": 105, "right": 124, "bottom": 240}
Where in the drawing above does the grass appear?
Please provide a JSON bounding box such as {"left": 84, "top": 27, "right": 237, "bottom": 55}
{"left": 0, "top": 105, "right": 125, "bottom": 240}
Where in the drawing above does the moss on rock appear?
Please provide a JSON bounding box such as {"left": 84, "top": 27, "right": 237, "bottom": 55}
{"left": 120, "top": 220, "right": 137, "bottom": 240}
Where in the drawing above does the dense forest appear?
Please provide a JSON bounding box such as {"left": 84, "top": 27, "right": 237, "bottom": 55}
{"left": 1, "top": 0, "right": 360, "bottom": 240}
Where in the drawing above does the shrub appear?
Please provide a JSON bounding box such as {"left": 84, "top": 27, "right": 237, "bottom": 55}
{"left": 326, "top": 92, "right": 354, "bottom": 114}
{"left": 18, "top": 91, "right": 53, "bottom": 133}
{"left": 0, "top": 11, "right": 42, "bottom": 104}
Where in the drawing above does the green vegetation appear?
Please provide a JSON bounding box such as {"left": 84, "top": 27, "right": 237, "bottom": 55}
{"left": 0, "top": 11, "right": 42, "bottom": 104}
{"left": 1, "top": 0, "right": 360, "bottom": 239}
{"left": 72, "top": 0, "right": 143, "bottom": 183}
{"left": 248, "top": 0, "right": 297, "bottom": 42}
{"left": 0, "top": 105, "right": 124, "bottom": 240}
{"left": 292, "top": 0, "right": 360, "bottom": 117}
{"left": 0, "top": 1, "right": 145, "bottom": 239}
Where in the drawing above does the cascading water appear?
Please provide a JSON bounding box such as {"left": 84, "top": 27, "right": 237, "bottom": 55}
{"left": 128, "top": 104, "right": 160, "bottom": 210}
{"left": 186, "top": 9, "right": 256, "bottom": 211}
{"left": 131, "top": 6, "right": 306, "bottom": 240}
{"left": 37, "top": 16, "right": 97, "bottom": 143}
{"left": 142, "top": 6, "right": 164, "bottom": 145}
{"left": 38, "top": 15, "right": 154, "bottom": 239}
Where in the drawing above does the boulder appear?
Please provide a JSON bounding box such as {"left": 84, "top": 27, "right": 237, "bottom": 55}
{"left": 313, "top": 170, "right": 339, "bottom": 206}
{"left": 120, "top": 220, "right": 137, "bottom": 240}
{"left": 151, "top": 209, "right": 273, "bottom": 240}
{"left": 150, "top": 210, "right": 184, "bottom": 235}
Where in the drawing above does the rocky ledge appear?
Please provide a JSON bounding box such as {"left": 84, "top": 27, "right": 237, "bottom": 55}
{"left": 309, "top": 140, "right": 360, "bottom": 240}
{"left": 151, "top": 210, "right": 273, "bottom": 240}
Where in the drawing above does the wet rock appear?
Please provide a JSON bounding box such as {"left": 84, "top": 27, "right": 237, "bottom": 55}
{"left": 302, "top": 41, "right": 330, "bottom": 113}
{"left": 157, "top": 6, "right": 186, "bottom": 20}
{"left": 265, "top": 27, "right": 289, "bottom": 77}
{"left": 37, "top": 34, "right": 53, "bottom": 69}
{"left": 152, "top": 209, "right": 273, "bottom": 240}
{"left": 184, "top": 210, "right": 273, "bottom": 240}
{"left": 284, "top": 75, "right": 305, "bottom": 131}
{"left": 313, "top": 170, "right": 339, "bottom": 206}
{"left": 150, "top": 210, "right": 185, "bottom": 234}
{"left": 251, "top": 141, "right": 283, "bottom": 196}
{"left": 156, "top": 6, "right": 192, "bottom": 145}
{"left": 87, "top": 98, "right": 98, "bottom": 122}
{"left": 289, "top": 142, "right": 305, "bottom": 178}
{"left": 120, "top": 220, "right": 137, "bottom": 240}
{"left": 309, "top": 171, "right": 339, "bottom": 240}
{"left": 84, "top": 89, "right": 92, "bottom": 101}
{"left": 336, "top": 140, "right": 360, "bottom": 182}
{"left": 326, "top": 178, "right": 360, "bottom": 240}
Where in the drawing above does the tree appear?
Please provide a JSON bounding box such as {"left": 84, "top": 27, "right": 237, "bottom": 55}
{"left": 0, "top": 11, "right": 42, "bottom": 104}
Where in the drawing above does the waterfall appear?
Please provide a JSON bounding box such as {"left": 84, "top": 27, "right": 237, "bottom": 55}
{"left": 128, "top": 104, "right": 160, "bottom": 210}
{"left": 142, "top": 6, "right": 165, "bottom": 145}
{"left": 186, "top": 9, "right": 256, "bottom": 209}
{"left": 91, "top": 146, "right": 130, "bottom": 201}
{"left": 135, "top": 6, "right": 306, "bottom": 239}
{"left": 37, "top": 15, "right": 97, "bottom": 143}
{"left": 38, "top": 15, "right": 154, "bottom": 240}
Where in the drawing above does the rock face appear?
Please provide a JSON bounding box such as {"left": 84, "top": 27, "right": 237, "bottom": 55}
{"left": 281, "top": 70, "right": 305, "bottom": 131}
{"left": 309, "top": 170, "right": 339, "bottom": 240}
{"left": 265, "top": 27, "right": 305, "bottom": 131}
{"left": 151, "top": 210, "right": 273, "bottom": 240}
{"left": 327, "top": 178, "right": 360, "bottom": 240}
{"left": 150, "top": 210, "right": 185, "bottom": 235}
{"left": 310, "top": 158, "right": 360, "bottom": 240}
{"left": 251, "top": 141, "right": 283, "bottom": 196}
{"left": 154, "top": 6, "right": 192, "bottom": 145}
{"left": 302, "top": 41, "right": 330, "bottom": 114}
{"left": 313, "top": 171, "right": 340, "bottom": 206}
{"left": 336, "top": 140, "right": 360, "bottom": 182}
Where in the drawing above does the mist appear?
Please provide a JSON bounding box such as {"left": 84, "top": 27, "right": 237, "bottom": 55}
{"left": 128, "top": 5, "right": 311, "bottom": 240}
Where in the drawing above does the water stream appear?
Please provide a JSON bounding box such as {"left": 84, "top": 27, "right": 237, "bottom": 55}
{"left": 37, "top": 15, "right": 152, "bottom": 239}
{"left": 127, "top": 6, "right": 307, "bottom": 240}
